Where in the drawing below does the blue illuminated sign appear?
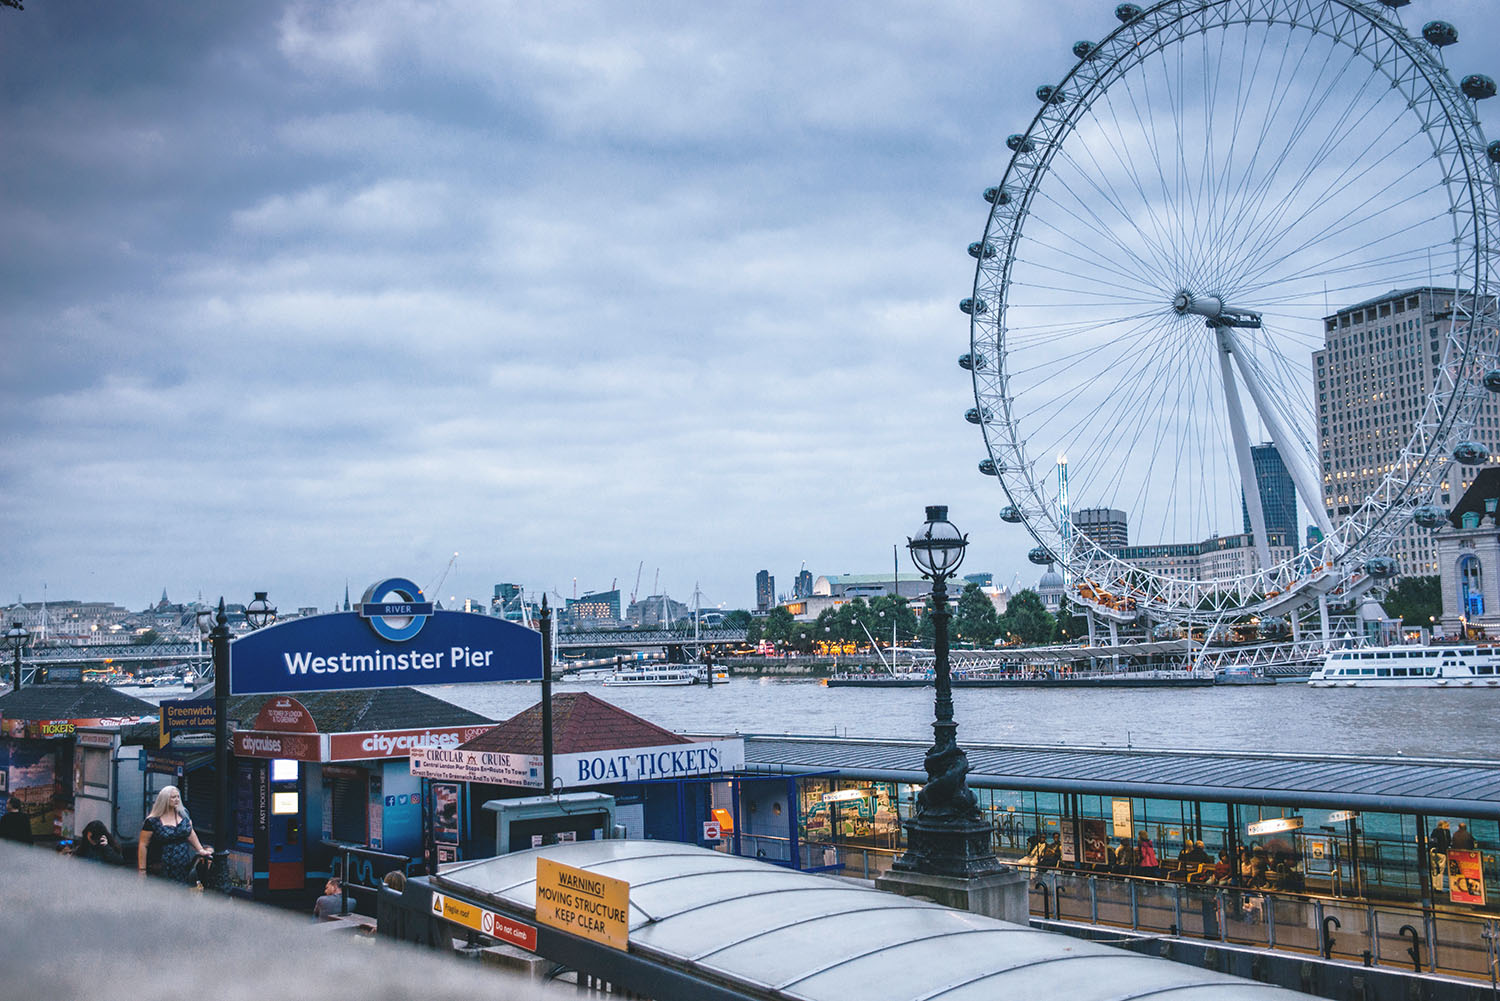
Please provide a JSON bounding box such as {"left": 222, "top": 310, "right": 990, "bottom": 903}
{"left": 229, "top": 587, "right": 543, "bottom": 695}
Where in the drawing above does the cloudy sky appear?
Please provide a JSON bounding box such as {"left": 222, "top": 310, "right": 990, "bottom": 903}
{"left": 3, "top": 1, "right": 1499, "bottom": 615}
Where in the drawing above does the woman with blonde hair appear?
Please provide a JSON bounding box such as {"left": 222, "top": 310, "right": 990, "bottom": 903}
{"left": 137, "top": 785, "right": 211, "bottom": 883}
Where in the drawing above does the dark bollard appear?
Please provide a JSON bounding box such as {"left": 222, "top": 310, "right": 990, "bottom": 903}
{"left": 1321, "top": 914, "right": 1341, "bottom": 959}
{"left": 1032, "top": 879, "right": 1050, "bottom": 920}
{"left": 1398, "top": 924, "right": 1422, "bottom": 972}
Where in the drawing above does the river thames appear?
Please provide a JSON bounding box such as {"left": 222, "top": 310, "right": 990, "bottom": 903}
{"left": 434, "top": 678, "right": 1491, "bottom": 758}
{"left": 123, "top": 676, "right": 1494, "bottom": 757}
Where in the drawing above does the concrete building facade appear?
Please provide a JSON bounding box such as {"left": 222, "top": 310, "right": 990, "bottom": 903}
{"left": 1315, "top": 287, "right": 1500, "bottom": 576}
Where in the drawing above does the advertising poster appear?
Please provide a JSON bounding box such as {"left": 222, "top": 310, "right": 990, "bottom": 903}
{"left": 1111, "top": 799, "right": 1133, "bottom": 840}
{"left": 1082, "top": 818, "right": 1110, "bottom": 865}
{"left": 432, "top": 782, "right": 461, "bottom": 845}
{"left": 1448, "top": 849, "right": 1486, "bottom": 905}
{"left": 1060, "top": 824, "right": 1078, "bottom": 863}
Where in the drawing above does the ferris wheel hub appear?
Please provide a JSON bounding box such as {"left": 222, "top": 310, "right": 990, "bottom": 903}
{"left": 1173, "top": 290, "right": 1262, "bottom": 329}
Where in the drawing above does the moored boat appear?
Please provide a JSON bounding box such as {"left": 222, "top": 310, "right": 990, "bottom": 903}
{"left": 1308, "top": 645, "right": 1500, "bottom": 687}
{"left": 602, "top": 664, "right": 702, "bottom": 687}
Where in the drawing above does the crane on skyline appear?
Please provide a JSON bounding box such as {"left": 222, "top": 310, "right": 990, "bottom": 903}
{"left": 426, "top": 552, "right": 458, "bottom": 598}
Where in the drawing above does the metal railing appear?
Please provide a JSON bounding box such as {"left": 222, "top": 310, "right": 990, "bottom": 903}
{"left": 1028, "top": 866, "right": 1500, "bottom": 983}
{"left": 787, "top": 839, "right": 1500, "bottom": 985}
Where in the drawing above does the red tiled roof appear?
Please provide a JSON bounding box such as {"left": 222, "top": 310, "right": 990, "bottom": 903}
{"left": 459, "top": 692, "right": 690, "bottom": 755}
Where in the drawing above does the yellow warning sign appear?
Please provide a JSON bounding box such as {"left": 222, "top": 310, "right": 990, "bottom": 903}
{"left": 535, "top": 857, "right": 630, "bottom": 952}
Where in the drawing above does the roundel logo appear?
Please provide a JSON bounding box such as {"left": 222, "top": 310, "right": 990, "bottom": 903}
{"left": 357, "top": 577, "right": 435, "bottom": 642}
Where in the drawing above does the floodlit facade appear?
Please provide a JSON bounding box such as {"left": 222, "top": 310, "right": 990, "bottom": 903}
{"left": 1315, "top": 287, "right": 1500, "bottom": 575}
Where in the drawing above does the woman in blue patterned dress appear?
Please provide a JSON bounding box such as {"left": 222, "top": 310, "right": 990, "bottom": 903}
{"left": 137, "top": 785, "right": 211, "bottom": 883}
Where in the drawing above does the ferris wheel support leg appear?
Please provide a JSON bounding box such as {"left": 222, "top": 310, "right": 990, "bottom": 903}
{"left": 1291, "top": 608, "right": 1302, "bottom": 643}
{"left": 1318, "top": 594, "right": 1331, "bottom": 644}
{"left": 1215, "top": 329, "right": 1274, "bottom": 572}
{"left": 1219, "top": 326, "right": 1336, "bottom": 541}
{"left": 1086, "top": 609, "right": 1097, "bottom": 646}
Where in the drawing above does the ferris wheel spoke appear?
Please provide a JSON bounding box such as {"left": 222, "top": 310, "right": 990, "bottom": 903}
{"left": 1248, "top": 241, "right": 1449, "bottom": 300}
{"left": 1008, "top": 311, "right": 1168, "bottom": 386}
{"left": 1017, "top": 229, "right": 1166, "bottom": 292}
{"left": 1097, "top": 81, "right": 1193, "bottom": 283}
{"left": 1043, "top": 143, "right": 1180, "bottom": 282}
{"left": 1223, "top": 93, "right": 1421, "bottom": 292}
{"left": 1199, "top": 22, "right": 1320, "bottom": 287}
{"left": 1068, "top": 323, "right": 1196, "bottom": 503}
{"left": 1212, "top": 40, "right": 1376, "bottom": 289}
{"left": 1233, "top": 192, "right": 1445, "bottom": 298}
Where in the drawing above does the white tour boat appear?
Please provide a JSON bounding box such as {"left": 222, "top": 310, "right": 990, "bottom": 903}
{"left": 602, "top": 664, "right": 703, "bottom": 687}
{"left": 1308, "top": 646, "right": 1500, "bottom": 687}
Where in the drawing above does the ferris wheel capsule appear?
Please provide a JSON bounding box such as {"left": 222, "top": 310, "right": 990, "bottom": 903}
{"left": 1006, "top": 134, "right": 1036, "bottom": 153}
{"left": 1000, "top": 505, "right": 1024, "bottom": 523}
{"left": 1377, "top": 0, "right": 1410, "bottom": 7}
{"left": 1073, "top": 40, "right": 1096, "bottom": 59}
{"left": 965, "top": 407, "right": 994, "bottom": 425}
{"left": 960, "top": 297, "right": 988, "bottom": 315}
{"left": 1454, "top": 441, "right": 1490, "bottom": 466}
{"left": 1115, "top": 4, "right": 1143, "bottom": 24}
{"left": 1412, "top": 505, "right": 1448, "bottom": 529}
{"left": 1028, "top": 546, "right": 1055, "bottom": 565}
{"left": 968, "top": 241, "right": 997, "bottom": 260}
{"left": 983, "top": 186, "right": 1011, "bottom": 205}
{"left": 1422, "top": 21, "right": 1458, "bottom": 47}
{"left": 1462, "top": 75, "right": 1497, "bottom": 101}
{"left": 1364, "top": 557, "right": 1399, "bottom": 579}
{"left": 958, "top": 352, "right": 987, "bottom": 372}
{"left": 1489, "top": 141, "right": 1500, "bottom": 165}
{"left": 978, "top": 458, "right": 1001, "bottom": 476}
{"left": 1483, "top": 370, "right": 1500, "bottom": 392}
{"left": 1037, "top": 85, "right": 1064, "bottom": 105}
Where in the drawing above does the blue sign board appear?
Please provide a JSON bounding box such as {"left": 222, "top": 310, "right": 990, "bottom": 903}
{"left": 229, "top": 604, "right": 543, "bottom": 696}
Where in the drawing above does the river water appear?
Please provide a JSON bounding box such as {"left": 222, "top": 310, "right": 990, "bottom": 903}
{"left": 123, "top": 677, "right": 1496, "bottom": 758}
{"left": 437, "top": 678, "right": 1495, "bottom": 759}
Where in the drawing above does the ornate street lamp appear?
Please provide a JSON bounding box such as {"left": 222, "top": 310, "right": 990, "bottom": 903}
{"left": 245, "top": 592, "right": 277, "bottom": 630}
{"left": 7, "top": 621, "right": 29, "bottom": 693}
{"left": 891, "top": 506, "right": 1001, "bottom": 878}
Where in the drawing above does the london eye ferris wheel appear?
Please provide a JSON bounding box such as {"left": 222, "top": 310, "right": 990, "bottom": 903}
{"left": 966, "top": 0, "right": 1500, "bottom": 627}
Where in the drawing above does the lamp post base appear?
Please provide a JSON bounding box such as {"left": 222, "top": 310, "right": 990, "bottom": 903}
{"left": 876, "top": 864, "right": 1029, "bottom": 924}
{"left": 891, "top": 813, "right": 1004, "bottom": 880}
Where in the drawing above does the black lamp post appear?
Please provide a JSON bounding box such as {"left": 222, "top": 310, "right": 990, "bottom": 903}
{"left": 891, "top": 506, "right": 1001, "bottom": 878}
{"left": 7, "top": 621, "right": 28, "bottom": 693}
{"left": 203, "top": 592, "right": 275, "bottom": 889}
{"left": 539, "top": 596, "right": 555, "bottom": 792}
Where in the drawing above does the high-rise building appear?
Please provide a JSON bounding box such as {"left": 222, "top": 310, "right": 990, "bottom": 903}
{"left": 794, "top": 570, "right": 813, "bottom": 599}
{"left": 1072, "top": 508, "right": 1129, "bottom": 550}
{"left": 492, "top": 583, "right": 528, "bottom": 621}
{"left": 1315, "top": 287, "right": 1499, "bottom": 574}
{"left": 1241, "top": 443, "right": 1298, "bottom": 554}
{"left": 565, "top": 589, "right": 620, "bottom": 625}
{"left": 755, "top": 570, "right": 774, "bottom": 611}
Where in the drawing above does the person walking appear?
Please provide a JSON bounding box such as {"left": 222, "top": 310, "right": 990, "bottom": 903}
{"left": 137, "top": 785, "right": 211, "bottom": 883}
{"left": 0, "top": 796, "right": 33, "bottom": 845}
{"left": 1452, "top": 823, "right": 1476, "bottom": 849}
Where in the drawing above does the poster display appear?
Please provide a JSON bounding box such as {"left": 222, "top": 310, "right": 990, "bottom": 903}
{"left": 1082, "top": 818, "right": 1109, "bottom": 865}
{"left": 1448, "top": 849, "right": 1486, "bottom": 905}
{"left": 1111, "top": 799, "right": 1133, "bottom": 840}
